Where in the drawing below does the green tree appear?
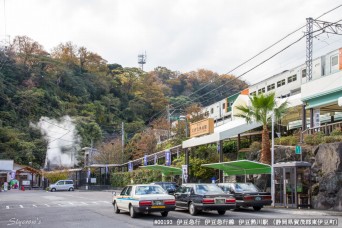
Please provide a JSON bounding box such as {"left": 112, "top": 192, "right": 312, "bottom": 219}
{"left": 235, "top": 92, "right": 288, "bottom": 164}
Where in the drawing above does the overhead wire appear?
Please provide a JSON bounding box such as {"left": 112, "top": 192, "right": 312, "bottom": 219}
{"left": 147, "top": 5, "right": 342, "bottom": 123}
{"left": 169, "top": 4, "right": 342, "bottom": 109}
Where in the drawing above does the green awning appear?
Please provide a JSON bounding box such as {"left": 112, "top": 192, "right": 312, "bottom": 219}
{"left": 140, "top": 165, "right": 182, "bottom": 176}
{"left": 304, "top": 90, "right": 342, "bottom": 109}
{"left": 201, "top": 160, "right": 271, "bottom": 175}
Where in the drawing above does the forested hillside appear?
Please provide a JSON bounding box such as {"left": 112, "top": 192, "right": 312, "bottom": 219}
{"left": 0, "top": 36, "right": 247, "bottom": 168}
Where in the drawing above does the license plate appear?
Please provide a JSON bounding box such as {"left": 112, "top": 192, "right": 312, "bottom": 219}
{"left": 153, "top": 200, "right": 163, "bottom": 205}
{"left": 215, "top": 198, "right": 225, "bottom": 204}
{"left": 255, "top": 196, "right": 261, "bottom": 201}
{"left": 151, "top": 206, "right": 166, "bottom": 208}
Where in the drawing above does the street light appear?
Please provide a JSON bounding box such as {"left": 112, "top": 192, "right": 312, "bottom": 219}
{"left": 271, "top": 112, "right": 275, "bottom": 207}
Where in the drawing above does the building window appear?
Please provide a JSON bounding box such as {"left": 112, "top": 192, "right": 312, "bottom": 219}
{"left": 302, "top": 69, "right": 306, "bottom": 78}
{"left": 222, "top": 103, "right": 225, "bottom": 110}
{"left": 250, "top": 91, "right": 256, "bottom": 96}
{"left": 277, "top": 79, "right": 285, "bottom": 87}
{"left": 288, "top": 75, "right": 297, "bottom": 83}
{"left": 258, "top": 87, "right": 265, "bottom": 94}
{"left": 331, "top": 55, "right": 338, "bottom": 66}
{"left": 267, "top": 83, "right": 275, "bottom": 91}
{"left": 210, "top": 108, "right": 214, "bottom": 114}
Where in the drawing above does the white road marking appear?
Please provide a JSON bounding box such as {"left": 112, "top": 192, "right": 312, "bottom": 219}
{"left": 33, "top": 205, "right": 37, "bottom": 207}
{"left": 81, "top": 202, "right": 88, "bottom": 205}
{"left": 19, "top": 205, "right": 23, "bottom": 208}
{"left": 45, "top": 204, "right": 50, "bottom": 207}
{"left": 6, "top": 206, "right": 9, "bottom": 209}
{"left": 69, "top": 202, "right": 74, "bottom": 205}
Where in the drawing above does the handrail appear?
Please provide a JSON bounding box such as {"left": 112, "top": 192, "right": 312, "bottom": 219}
{"left": 301, "top": 121, "right": 342, "bottom": 142}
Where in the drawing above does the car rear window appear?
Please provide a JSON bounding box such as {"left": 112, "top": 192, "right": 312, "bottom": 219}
{"left": 235, "top": 183, "right": 260, "bottom": 192}
{"left": 195, "top": 184, "right": 224, "bottom": 195}
{"left": 135, "top": 185, "right": 166, "bottom": 195}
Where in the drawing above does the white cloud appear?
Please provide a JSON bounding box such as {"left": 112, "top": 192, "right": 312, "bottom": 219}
{"left": 1, "top": 0, "right": 342, "bottom": 84}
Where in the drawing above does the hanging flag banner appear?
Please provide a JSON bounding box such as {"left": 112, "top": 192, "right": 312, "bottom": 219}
{"left": 182, "top": 165, "right": 188, "bottom": 183}
{"left": 128, "top": 161, "right": 133, "bottom": 172}
{"left": 217, "top": 142, "right": 221, "bottom": 153}
{"left": 105, "top": 165, "right": 108, "bottom": 174}
{"left": 154, "top": 154, "right": 157, "bottom": 165}
{"left": 144, "top": 155, "right": 147, "bottom": 166}
{"left": 165, "top": 150, "right": 171, "bottom": 166}
{"left": 87, "top": 169, "right": 91, "bottom": 178}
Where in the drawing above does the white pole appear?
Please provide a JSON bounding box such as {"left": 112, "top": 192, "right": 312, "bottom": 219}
{"left": 271, "top": 112, "right": 275, "bottom": 207}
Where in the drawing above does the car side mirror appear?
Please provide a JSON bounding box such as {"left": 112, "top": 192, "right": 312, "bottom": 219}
{"left": 112, "top": 191, "right": 116, "bottom": 196}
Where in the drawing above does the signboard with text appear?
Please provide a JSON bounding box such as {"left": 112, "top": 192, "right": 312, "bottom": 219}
{"left": 313, "top": 109, "right": 320, "bottom": 128}
{"left": 295, "top": 146, "right": 302, "bottom": 155}
{"left": 189, "top": 118, "right": 214, "bottom": 138}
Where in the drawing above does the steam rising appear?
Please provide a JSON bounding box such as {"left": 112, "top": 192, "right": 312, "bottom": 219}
{"left": 32, "top": 116, "right": 81, "bottom": 169}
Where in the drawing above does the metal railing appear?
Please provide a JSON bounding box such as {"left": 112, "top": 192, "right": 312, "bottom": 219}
{"left": 301, "top": 121, "right": 342, "bottom": 142}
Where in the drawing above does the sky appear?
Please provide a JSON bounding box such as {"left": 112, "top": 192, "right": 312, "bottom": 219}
{"left": 1, "top": 0, "right": 342, "bottom": 84}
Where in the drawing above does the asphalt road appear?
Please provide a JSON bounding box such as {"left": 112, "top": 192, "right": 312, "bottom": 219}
{"left": 0, "top": 189, "right": 341, "bottom": 228}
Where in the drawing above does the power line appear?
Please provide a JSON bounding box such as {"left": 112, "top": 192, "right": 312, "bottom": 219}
{"left": 169, "top": 4, "right": 342, "bottom": 109}
{"left": 41, "top": 119, "right": 70, "bottom": 130}
{"left": 150, "top": 4, "right": 342, "bottom": 124}
{"left": 164, "top": 17, "right": 342, "bottom": 113}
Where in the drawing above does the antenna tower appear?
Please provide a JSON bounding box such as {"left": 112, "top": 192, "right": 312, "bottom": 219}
{"left": 138, "top": 51, "right": 147, "bottom": 70}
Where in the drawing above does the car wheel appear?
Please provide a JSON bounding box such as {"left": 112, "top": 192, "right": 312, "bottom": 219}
{"left": 189, "top": 202, "right": 198, "bottom": 216}
{"left": 129, "top": 205, "right": 137, "bottom": 218}
{"left": 113, "top": 202, "right": 120, "bottom": 214}
{"left": 253, "top": 206, "right": 262, "bottom": 211}
{"left": 51, "top": 188, "right": 56, "bottom": 192}
{"left": 217, "top": 210, "right": 226, "bottom": 215}
{"left": 68, "top": 187, "right": 74, "bottom": 191}
{"left": 161, "top": 211, "right": 168, "bottom": 217}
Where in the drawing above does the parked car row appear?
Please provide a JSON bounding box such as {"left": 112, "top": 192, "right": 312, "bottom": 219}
{"left": 112, "top": 182, "right": 272, "bottom": 218}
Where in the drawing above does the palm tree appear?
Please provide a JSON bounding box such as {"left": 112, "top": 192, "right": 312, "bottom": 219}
{"left": 235, "top": 92, "right": 288, "bottom": 165}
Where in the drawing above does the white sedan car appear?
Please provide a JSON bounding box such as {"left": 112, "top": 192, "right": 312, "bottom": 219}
{"left": 112, "top": 184, "right": 176, "bottom": 218}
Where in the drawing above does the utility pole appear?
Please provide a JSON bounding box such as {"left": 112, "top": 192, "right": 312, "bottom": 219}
{"left": 167, "top": 105, "right": 171, "bottom": 139}
{"left": 306, "top": 18, "right": 342, "bottom": 81}
{"left": 121, "top": 122, "right": 124, "bottom": 164}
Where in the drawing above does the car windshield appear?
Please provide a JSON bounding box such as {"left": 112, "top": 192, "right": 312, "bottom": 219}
{"left": 135, "top": 185, "right": 166, "bottom": 195}
{"left": 195, "top": 184, "right": 224, "bottom": 195}
{"left": 234, "top": 183, "right": 260, "bottom": 192}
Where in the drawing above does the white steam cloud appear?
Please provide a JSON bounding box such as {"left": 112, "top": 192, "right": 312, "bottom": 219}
{"left": 31, "top": 116, "right": 81, "bottom": 169}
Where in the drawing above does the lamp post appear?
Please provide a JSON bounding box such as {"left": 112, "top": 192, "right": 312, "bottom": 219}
{"left": 271, "top": 112, "right": 275, "bottom": 207}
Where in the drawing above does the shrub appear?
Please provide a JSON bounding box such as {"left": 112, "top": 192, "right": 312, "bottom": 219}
{"left": 249, "top": 141, "right": 261, "bottom": 152}
{"left": 43, "top": 170, "right": 69, "bottom": 183}
{"left": 303, "top": 132, "right": 325, "bottom": 145}
{"left": 331, "top": 129, "right": 342, "bottom": 136}
{"left": 111, "top": 169, "right": 162, "bottom": 187}
{"left": 275, "top": 135, "right": 299, "bottom": 146}
{"left": 322, "top": 135, "right": 342, "bottom": 143}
